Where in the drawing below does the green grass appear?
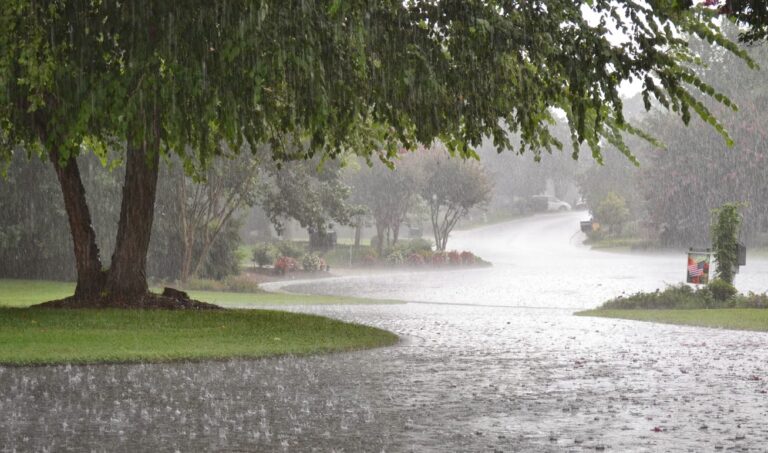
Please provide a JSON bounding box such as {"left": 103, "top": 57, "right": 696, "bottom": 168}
{"left": 576, "top": 308, "right": 768, "bottom": 332}
{"left": 0, "top": 278, "right": 400, "bottom": 365}
{"left": 188, "top": 290, "right": 402, "bottom": 307}
{"left": 0, "top": 308, "right": 398, "bottom": 366}
{"left": 0, "top": 279, "right": 402, "bottom": 308}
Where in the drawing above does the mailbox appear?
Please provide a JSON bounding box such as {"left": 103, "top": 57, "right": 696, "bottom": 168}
{"left": 737, "top": 242, "right": 747, "bottom": 266}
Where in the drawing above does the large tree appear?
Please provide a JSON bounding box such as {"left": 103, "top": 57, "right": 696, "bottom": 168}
{"left": 0, "top": 1, "right": 752, "bottom": 306}
{"left": 640, "top": 32, "right": 768, "bottom": 247}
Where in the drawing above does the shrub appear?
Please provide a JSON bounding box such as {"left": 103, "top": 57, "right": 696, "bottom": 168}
{"left": 460, "top": 251, "right": 476, "bottom": 265}
{"left": 447, "top": 250, "right": 461, "bottom": 265}
{"left": 601, "top": 284, "right": 718, "bottom": 310}
{"left": 197, "top": 221, "right": 243, "bottom": 280}
{"left": 406, "top": 238, "right": 433, "bottom": 254}
{"left": 302, "top": 253, "right": 325, "bottom": 272}
{"left": 708, "top": 278, "right": 738, "bottom": 301}
{"left": 406, "top": 252, "right": 425, "bottom": 266}
{"left": 362, "top": 253, "right": 378, "bottom": 266}
{"left": 184, "top": 278, "right": 227, "bottom": 292}
{"left": 222, "top": 275, "right": 263, "bottom": 293}
{"left": 275, "top": 241, "right": 304, "bottom": 259}
{"left": 183, "top": 276, "right": 262, "bottom": 293}
{"left": 274, "top": 256, "right": 298, "bottom": 274}
{"left": 431, "top": 252, "right": 447, "bottom": 266}
{"left": 594, "top": 192, "right": 630, "bottom": 236}
{"left": 252, "top": 242, "right": 276, "bottom": 267}
{"left": 386, "top": 249, "right": 406, "bottom": 265}
{"left": 736, "top": 292, "right": 768, "bottom": 309}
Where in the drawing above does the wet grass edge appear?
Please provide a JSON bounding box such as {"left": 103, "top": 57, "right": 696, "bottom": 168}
{"left": 575, "top": 308, "right": 768, "bottom": 332}
{"left": 0, "top": 307, "right": 399, "bottom": 367}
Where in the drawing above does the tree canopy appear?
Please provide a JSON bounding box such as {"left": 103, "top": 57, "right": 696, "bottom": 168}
{"left": 2, "top": 1, "right": 752, "bottom": 166}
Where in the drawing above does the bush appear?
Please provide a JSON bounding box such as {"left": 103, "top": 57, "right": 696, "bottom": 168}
{"left": 602, "top": 284, "right": 701, "bottom": 309}
{"left": 274, "top": 256, "right": 298, "bottom": 274}
{"left": 386, "top": 249, "right": 406, "bottom": 265}
{"left": 302, "top": 253, "right": 326, "bottom": 272}
{"left": 405, "top": 238, "right": 433, "bottom": 254}
{"left": 183, "top": 276, "right": 262, "bottom": 293}
{"left": 735, "top": 292, "right": 768, "bottom": 308}
{"left": 362, "top": 253, "right": 378, "bottom": 266}
{"left": 222, "top": 275, "right": 263, "bottom": 293}
{"left": 431, "top": 252, "right": 447, "bottom": 266}
{"left": 447, "top": 250, "right": 461, "bottom": 265}
{"left": 184, "top": 278, "right": 227, "bottom": 292}
{"left": 197, "top": 220, "right": 244, "bottom": 280}
{"left": 594, "top": 192, "right": 630, "bottom": 236}
{"left": 274, "top": 241, "right": 304, "bottom": 259}
{"left": 601, "top": 282, "right": 768, "bottom": 310}
{"left": 406, "top": 252, "right": 425, "bottom": 266}
{"left": 252, "top": 242, "right": 276, "bottom": 267}
{"left": 708, "top": 278, "right": 738, "bottom": 301}
{"left": 601, "top": 284, "right": 723, "bottom": 309}
{"left": 460, "top": 251, "right": 476, "bottom": 265}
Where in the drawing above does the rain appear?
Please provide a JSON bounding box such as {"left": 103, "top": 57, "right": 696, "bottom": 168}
{"left": 2, "top": 2, "right": 768, "bottom": 452}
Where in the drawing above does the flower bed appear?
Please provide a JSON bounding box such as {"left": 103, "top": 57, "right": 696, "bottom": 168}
{"left": 361, "top": 249, "right": 490, "bottom": 268}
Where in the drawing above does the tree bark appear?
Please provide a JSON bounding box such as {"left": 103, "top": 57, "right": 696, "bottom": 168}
{"left": 375, "top": 223, "right": 385, "bottom": 255}
{"left": 105, "top": 140, "right": 160, "bottom": 298}
{"left": 48, "top": 149, "right": 106, "bottom": 299}
{"left": 354, "top": 215, "right": 362, "bottom": 247}
{"left": 392, "top": 222, "right": 401, "bottom": 245}
{"left": 179, "top": 173, "right": 195, "bottom": 283}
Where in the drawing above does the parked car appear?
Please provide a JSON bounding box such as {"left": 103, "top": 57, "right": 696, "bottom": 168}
{"left": 530, "top": 195, "right": 572, "bottom": 212}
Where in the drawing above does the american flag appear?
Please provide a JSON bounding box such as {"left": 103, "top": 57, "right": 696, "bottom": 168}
{"left": 688, "top": 261, "right": 704, "bottom": 277}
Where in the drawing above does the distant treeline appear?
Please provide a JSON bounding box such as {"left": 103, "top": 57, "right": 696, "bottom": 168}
{"left": 578, "top": 30, "right": 768, "bottom": 248}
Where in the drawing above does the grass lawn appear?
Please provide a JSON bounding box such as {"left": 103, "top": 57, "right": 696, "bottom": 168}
{"left": 0, "top": 308, "right": 398, "bottom": 366}
{"left": 0, "top": 279, "right": 402, "bottom": 308}
{"left": 576, "top": 308, "right": 768, "bottom": 332}
{"left": 0, "top": 279, "right": 400, "bottom": 366}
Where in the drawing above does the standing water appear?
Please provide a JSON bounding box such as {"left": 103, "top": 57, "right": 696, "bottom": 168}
{"left": 3, "top": 212, "right": 768, "bottom": 451}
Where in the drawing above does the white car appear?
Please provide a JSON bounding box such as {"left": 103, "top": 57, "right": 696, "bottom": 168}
{"left": 531, "top": 195, "right": 572, "bottom": 212}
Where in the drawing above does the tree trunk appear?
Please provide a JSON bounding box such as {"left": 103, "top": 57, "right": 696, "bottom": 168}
{"left": 375, "top": 223, "right": 385, "bottom": 255}
{"left": 392, "top": 222, "right": 401, "bottom": 245}
{"left": 49, "top": 149, "right": 106, "bottom": 299}
{"left": 354, "top": 216, "right": 362, "bottom": 247}
{"left": 105, "top": 140, "right": 160, "bottom": 298}
{"left": 178, "top": 174, "right": 194, "bottom": 283}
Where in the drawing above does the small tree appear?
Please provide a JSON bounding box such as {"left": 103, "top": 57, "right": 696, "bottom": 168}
{"left": 347, "top": 155, "right": 423, "bottom": 255}
{"left": 252, "top": 243, "right": 276, "bottom": 268}
{"left": 418, "top": 148, "right": 492, "bottom": 251}
{"left": 711, "top": 203, "right": 742, "bottom": 285}
{"left": 594, "top": 192, "right": 630, "bottom": 236}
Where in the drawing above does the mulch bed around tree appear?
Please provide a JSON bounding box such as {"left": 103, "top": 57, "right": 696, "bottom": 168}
{"left": 35, "top": 288, "right": 222, "bottom": 310}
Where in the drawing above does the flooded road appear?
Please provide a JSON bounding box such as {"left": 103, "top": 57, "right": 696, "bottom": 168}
{"left": 3, "top": 212, "right": 768, "bottom": 452}
{"left": 283, "top": 212, "right": 768, "bottom": 309}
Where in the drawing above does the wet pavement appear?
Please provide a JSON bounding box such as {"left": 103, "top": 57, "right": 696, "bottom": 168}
{"left": 3, "top": 212, "right": 768, "bottom": 452}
